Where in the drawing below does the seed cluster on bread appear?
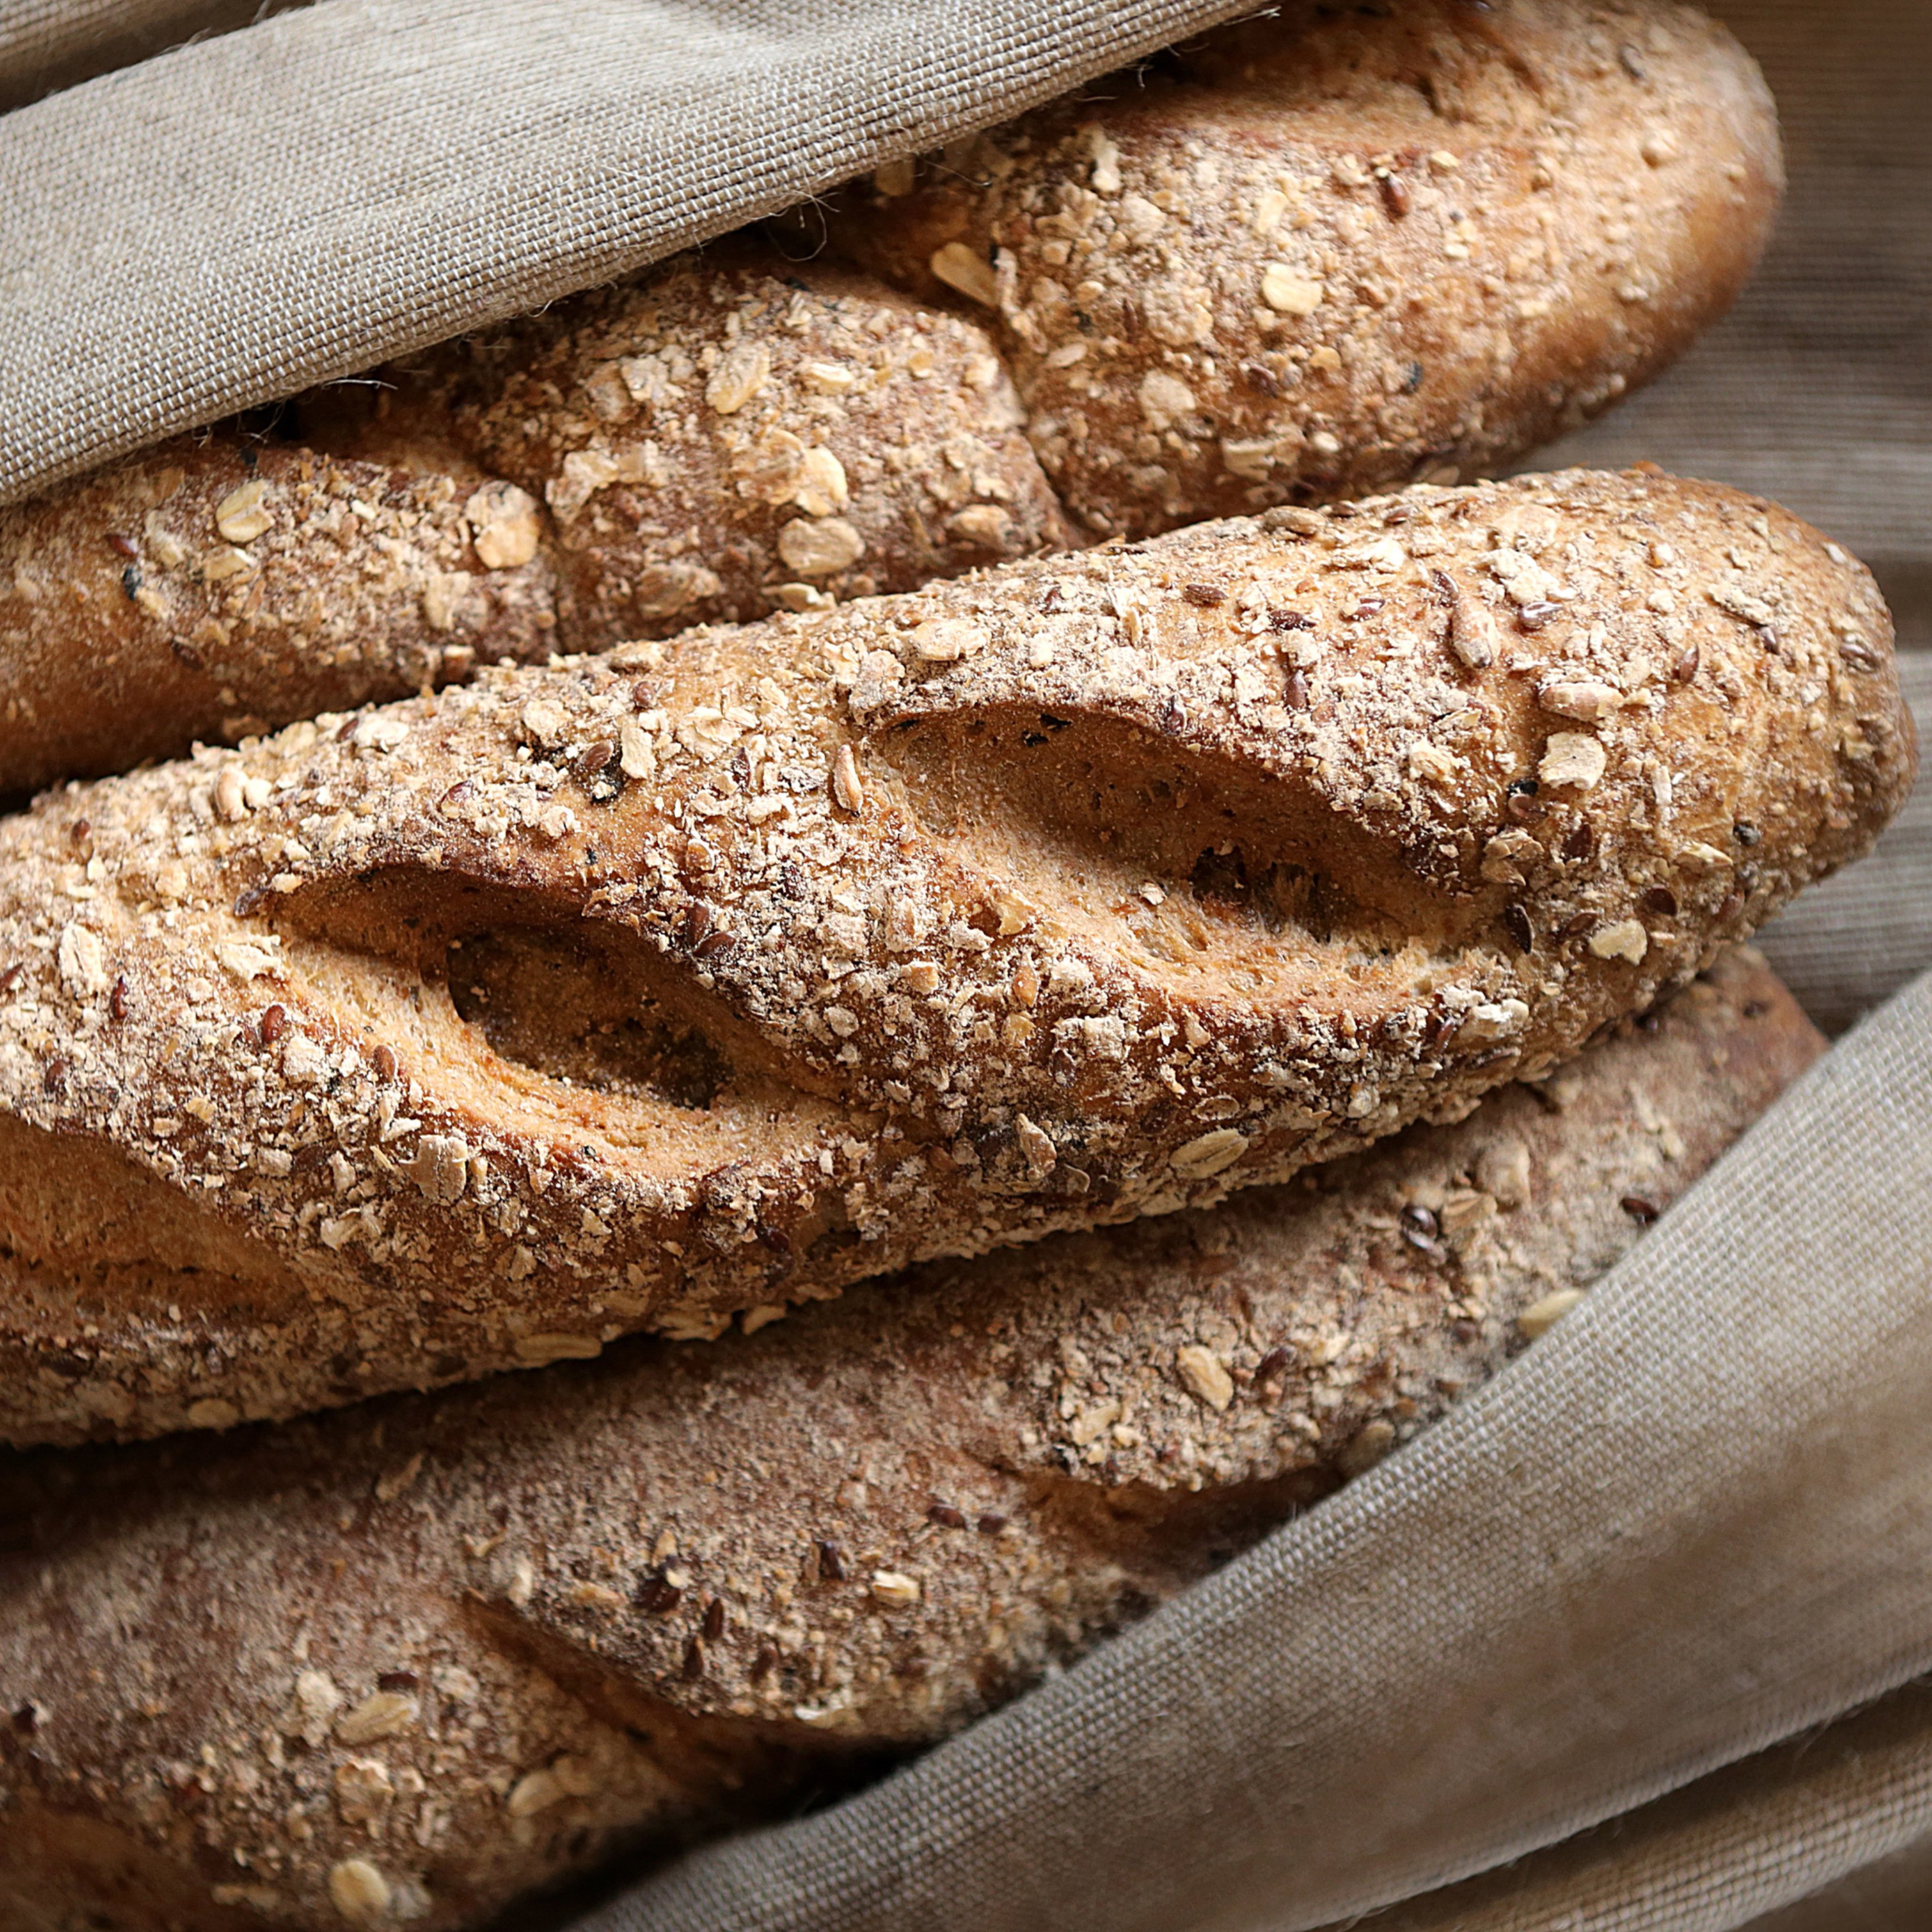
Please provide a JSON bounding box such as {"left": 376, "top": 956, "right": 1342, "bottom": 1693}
{"left": 0, "top": 254, "right": 1065, "bottom": 799}
{"left": 822, "top": 0, "right": 1780, "bottom": 533}
{"left": 299, "top": 244, "right": 1073, "bottom": 650}
{"left": 0, "top": 437, "right": 561, "bottom": 797}
{"left": 0, "top": 471, "right": 1906, "bottom": 1445}
{"left": 0, "top": 0, "right": 1780, "bottom": 800}
{"left": 0, "top": 951, "right": 1821, "bottom": 1932}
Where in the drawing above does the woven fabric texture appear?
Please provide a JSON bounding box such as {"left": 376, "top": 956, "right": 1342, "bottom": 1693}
{"left": 595, "top": 969, "right": 1932, "bottom": 1932}
{"left": 1, "top": 0, "right": 1928, "bottom": 1928}
{"left": 585, "top": 1, "right": 1932, "bottom": 1925}
{"left": 0, "top": 0, "right": 1258, "bottom": 507}
{"left": 1327, "top": 1682, "right": 1932, "bottom": 1932}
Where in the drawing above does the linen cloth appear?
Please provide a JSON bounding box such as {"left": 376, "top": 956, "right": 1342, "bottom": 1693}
{"left": 0, "top": 1, "right": 1927, "bottom": 1927}
{"left": 0, "top": 0, "right": 1260, "bottom": 508}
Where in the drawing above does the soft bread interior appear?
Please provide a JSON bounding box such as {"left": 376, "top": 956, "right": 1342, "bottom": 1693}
{"left": 270, "top": 872, "right": 852, "bottom": 1176}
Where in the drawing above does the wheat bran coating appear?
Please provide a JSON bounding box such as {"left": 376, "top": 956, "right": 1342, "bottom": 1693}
{"left": 0, "top": 439, "right": 559, "bottom": 800}
{"left": 822, "top": 0, "right": 1781, "bottom": 535}
{"left": 299, "top": 242, "right": 1074, "bottom": 651}
{"left": 0, "top": 950, "right": 1819, "bottom": 1931}
{"left": 0, "top": 470, "right": 1908, "bottom": 1445}
{"left": 0, "top": 0, "right": 1778, "bottom": 801}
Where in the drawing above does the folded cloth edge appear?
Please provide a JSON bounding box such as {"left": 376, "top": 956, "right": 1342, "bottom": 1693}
{"left": 0, "top": 0, "right": 276, "bottom": 111}
{"left": 0, "top": 0, "right": 1260, "bottom": 507}
{"left": 1337, "top": 1679, "right": 1932, "bottom": 1932}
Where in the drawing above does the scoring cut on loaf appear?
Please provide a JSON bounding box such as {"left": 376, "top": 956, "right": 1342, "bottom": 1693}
{"left": 822, "top": 0, "right": 1782, "bottom": 534}
{"left": 0, "top": 469, "right": 1908, "bottom": 1445}
{"left": 0, "top": 951, "right": 1821, "bottom": 1931}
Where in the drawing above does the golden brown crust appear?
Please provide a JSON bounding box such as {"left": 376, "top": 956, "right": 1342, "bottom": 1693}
{"left": 0, "top": 471, "right": 1909, "bottom": 1445}
{"left": 820, "top": 0, "right": 1782, "bottom": 534}
{"left": 301, "top": 243, "right": 1074, "bottom": 649}
{"left": 0, "top": 3, "right": 1779, "bottom": 803}
{"left": 0, "top": 252, "right": 1065, "bottom": 802}
{"left": 0, "top": 439, "right": 558, "bottom": 798}
{"left": 0, "top": 949, "right": 1823, "bottom": 1930}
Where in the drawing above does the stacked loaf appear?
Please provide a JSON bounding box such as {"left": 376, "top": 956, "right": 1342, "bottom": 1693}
{"left": 0, "top": 468, "right": 1909, "bottom": 1448}
{"left": 0, "top": 952, "right": 1823, "bottom": 1928}
{"left": 0, "top": 5, "right": 1915, "bottom": 1930}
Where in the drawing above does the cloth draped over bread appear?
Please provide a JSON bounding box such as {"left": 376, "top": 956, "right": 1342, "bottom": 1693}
{"left": 0, "top": 0, "right": 1263, "bottom": 508}
{"left": 1, "top": 0, "right": 1929, "bottom": 1928}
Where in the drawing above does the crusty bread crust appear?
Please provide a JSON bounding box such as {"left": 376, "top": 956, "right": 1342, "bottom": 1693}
{"left": 0, "top": 254, "right": 1065, "bottom": 800}
{"left": 0, "top": 949, "right": 1821, "bottom": 1932}
{"left": 0, "top": 437, "right": 559, "bottom": 798}
{"left": 822, "top": 0, "right": 1782, "bottom": 534}
{"left": 0, "top": 3, "right": 1780, "bottom": 803}
{"left": 298, "top": 244, "right": 1074, "bottom": 651}
{"left": 0, "top": 471, "right": 1908, "bottom": 1445}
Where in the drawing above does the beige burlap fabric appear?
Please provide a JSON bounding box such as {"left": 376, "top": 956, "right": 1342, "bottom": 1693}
{"left": 1, "top": 1, "right": 1928, "bottom": 1927}
{"left": 0, "top": 0, "right": 1259, "bottom": 508}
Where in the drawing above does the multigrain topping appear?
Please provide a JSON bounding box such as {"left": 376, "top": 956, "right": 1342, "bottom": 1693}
{"left": 0, "top": 469, "right": 1910, "bottom": 1445}
{"left": 820, "top": 0, "right": 1781, "bottom": 535}
{"left": 1, "top": 2, "right": 1783, "bottom": 803}
{"left": 300, "top": 239, "right": 1070, "bottom": 652}
{"left": 0, "top": 245, "right": 1068, "bottom": 797}
{"left": 0, "top": 437, "right": 558, "bottom": 794}
{"left": 0, "top": 951, "right": 1823, "bottom": 1930}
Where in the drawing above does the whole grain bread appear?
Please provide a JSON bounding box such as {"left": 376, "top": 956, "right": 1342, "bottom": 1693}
{"left": 820, "top": 0, "right": 1781, "bottom": 536}
{"left": 0, "top": 437, "right": 560, "bottom": 799}
{"left": 0, "top": 948, "right": 1821, "bottom": 1932}
{"left": 0, "top": 254, "right": 1067, "bottom": 801}
{"left": 295, "top": 243, "right": 1074, "bottom": 653}
{"left": 0, "top": 469, "right": 1908, "bottom": 1446}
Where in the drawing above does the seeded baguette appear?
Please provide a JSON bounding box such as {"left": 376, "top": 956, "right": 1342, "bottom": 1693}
{"left": 0, "top": 469, "right": 1907, "bottom": 1447}
{"left": 0, "top": 437, "right": 562, "bottom": 800}
{"left": 822, "top": 0, "right": 1781, "bottom": 536}
{"left": 0, "top": 949, "right": 1820, "bottom": 1932}
{"left": 296, "top": 242, "right": 1075, "bottom": 653}
{"left": 0, "top": 253, "right": 1065, "bottom": 800}
{"left": 0, "top": 2, "right": 1776, "bottom": 803}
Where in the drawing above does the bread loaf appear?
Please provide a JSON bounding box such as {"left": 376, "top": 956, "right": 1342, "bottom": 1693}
{"left": 0, "top": 470, "right": 1907, "bottom": 1445}
{"left": 0, "top": 438, "right": 559, "bottom": 798}
{"left": 0, "top": 2, "right": 1780, "bottom": 802}
{"left": 297, "top": 243, "right": 1074, "bottom": 650}
{"left": 822, "top": 0, "right": 1781, "bottom": 536}
{"left": 0, "top": 949, "right": 1822, "bottom": 1931}
{"left": 0, "top": 252, "right": 1065, "bottom": 799}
